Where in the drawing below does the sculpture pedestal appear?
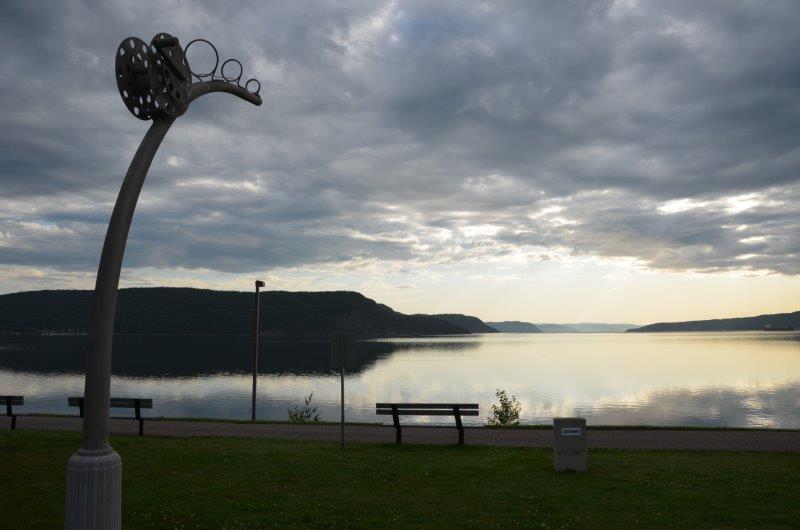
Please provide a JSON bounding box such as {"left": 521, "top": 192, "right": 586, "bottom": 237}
{"left": 65, "top": 449, "right": 122, "bottom": 530}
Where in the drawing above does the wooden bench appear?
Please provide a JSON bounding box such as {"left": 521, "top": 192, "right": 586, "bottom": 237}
{"left": 68, "top": 397, "right": 153, "bottom": 436}
{"left": 376, "top": 403, "right": 479, "bottom": 445}
{"left": 2, "top": 396, "right": 23, "bottom": 430}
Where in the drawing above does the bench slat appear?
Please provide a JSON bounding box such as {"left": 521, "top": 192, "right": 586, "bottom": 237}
{"left": 68, "top": 397, "right": 152, "bottom": 409}
{"left": 377, "top": 409, "right": 479, "bottom": 416}
{"left": 111, "top": 398, "right": 152, "bottom": 408}
{"left": 376, "top": 403, "right": 478, "bottom": 409}
{"left": 0, "top": 396, "right": 24, "bottom": 405}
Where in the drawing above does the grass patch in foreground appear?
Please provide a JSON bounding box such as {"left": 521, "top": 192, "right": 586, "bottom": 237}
{"left": 1, "top": 431, "right": 798, "bottom": 529}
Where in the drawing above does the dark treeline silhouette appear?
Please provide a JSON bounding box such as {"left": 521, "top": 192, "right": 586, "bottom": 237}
{"left": 0, "top": 288, "right": 475, "bottom": 336}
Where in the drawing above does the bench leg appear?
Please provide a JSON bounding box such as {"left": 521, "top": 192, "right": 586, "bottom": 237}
{"left": 454, "top": 408, "right": 464, "bottom": 445}
{"left": 392, "top": 406, "right": 401, "bottom": 444}
{"left": 139, "top": 418, "right": 144, "bottom": 437}
{"left": 10, "top": 415, "right": 16, "bottom": 430}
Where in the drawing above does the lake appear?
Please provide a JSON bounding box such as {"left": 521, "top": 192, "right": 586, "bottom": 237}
{"left": 1, "top": 332, "right": 799, "bottom": 428}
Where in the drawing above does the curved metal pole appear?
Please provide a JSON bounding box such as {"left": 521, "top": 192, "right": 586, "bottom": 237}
{"left": 66, "top": 118, "right": 174, "bottom": 530}
{"left": 79, "top": 81, "right": 259, "bottom": 454}
{"left": 80, "top": 117, "right": 175, "bottom": 453}
{"left": 67, "top": 80, "right": 261, "bottom": 530}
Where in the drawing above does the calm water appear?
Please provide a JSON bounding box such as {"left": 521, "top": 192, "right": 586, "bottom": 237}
{"left": 1, "top": 332, "right": 799, "bottom": 427}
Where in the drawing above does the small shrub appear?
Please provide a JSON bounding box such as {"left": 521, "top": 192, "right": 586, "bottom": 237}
{"left": 486, "top": 389, "right": 521, "bottom": 426}
{"left": 288, "top": 392, "right": 320, "bottom": 423}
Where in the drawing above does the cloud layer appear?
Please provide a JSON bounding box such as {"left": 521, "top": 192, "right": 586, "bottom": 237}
{"left": 1, "top": 0, "right": 799, "bottom": 295}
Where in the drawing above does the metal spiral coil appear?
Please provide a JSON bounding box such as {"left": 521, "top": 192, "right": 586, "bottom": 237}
{"left": 184, "top": 38, "right": 261, "bottom": 96}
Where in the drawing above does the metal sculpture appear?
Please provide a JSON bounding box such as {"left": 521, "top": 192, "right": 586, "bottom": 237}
{"left": 65, "top": 33, "right": 262, "bottom": 530}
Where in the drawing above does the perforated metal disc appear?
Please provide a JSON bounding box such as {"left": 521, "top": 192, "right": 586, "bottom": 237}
{"left": 149, "top": 33, "right": 191, "bottom": 118}
{"left": 115, "top": 37, "right": 158, "bottom": 120}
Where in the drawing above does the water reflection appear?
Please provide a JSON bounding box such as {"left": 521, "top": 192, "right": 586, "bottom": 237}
{"left": 574, "top": 383, "right": 800, "bottom": 428}
{"left": 0, "top": 335, "right": 469, "bottom": 377}
{"left": 0, "top": 332, "right": 798, "bottom": 428}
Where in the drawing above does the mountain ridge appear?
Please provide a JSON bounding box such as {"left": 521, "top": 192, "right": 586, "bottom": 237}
{"left": 486, "top": 321, "right": 542, "bottom": 333}
{"left": 537, "top": 323, "right": 580, "bottom": 333}
{"left": 430, "top": 314, "right": 499, "bottom": 333}
{"left": 628, "top": 311, "right": 800, "bottom": 332}
{"left": 487, "top": 321, "right": 639, "bottom": 333}
{"left": 0, "top": 288, "right": 471, "bottom": 337}
{"left": 566, "top": 323, "right": 641, "bottom": 333}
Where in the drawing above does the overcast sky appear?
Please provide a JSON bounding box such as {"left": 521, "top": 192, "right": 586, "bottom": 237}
{"left": 1, "top": 0, "right": 799, "bottom": 323}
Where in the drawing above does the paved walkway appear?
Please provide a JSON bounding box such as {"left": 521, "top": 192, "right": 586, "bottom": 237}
{"left": 3, "top": 415, "right": 799, "bottom": 452}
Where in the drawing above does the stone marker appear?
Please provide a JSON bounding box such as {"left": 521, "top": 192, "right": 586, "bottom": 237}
{"left": 553, "top": 417, "right": 587, "bottom": 472}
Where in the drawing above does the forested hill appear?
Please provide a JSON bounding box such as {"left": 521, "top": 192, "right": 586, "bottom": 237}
{"left": 430, "top": 314, "right": 499, "bottom": 333}
{"left": 628, "top": 311, "right": 800, "bottom": 332}
{"left": 0, "top": 288, "right": 470, "bottom": 337}
{"left": 485, "top": 321, "right": 543, "bottom": 333}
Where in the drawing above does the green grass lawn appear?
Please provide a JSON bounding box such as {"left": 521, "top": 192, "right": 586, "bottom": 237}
{"left": 1, "top": 431, "right": 798, "bottom": 529}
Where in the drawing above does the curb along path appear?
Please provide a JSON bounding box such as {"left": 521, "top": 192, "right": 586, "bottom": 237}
{"left": 3, "top": 416, "right": 799, "bottom": 452}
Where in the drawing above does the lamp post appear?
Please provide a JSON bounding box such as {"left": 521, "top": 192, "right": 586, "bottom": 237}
{"left": 252, "top": 280, "right": 264, "bottom": 422}
{"left": 65, "top": 34, "right": 262, "bottom": 530}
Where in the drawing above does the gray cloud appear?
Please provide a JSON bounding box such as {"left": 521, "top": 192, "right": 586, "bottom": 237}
{"left": 1, "top": 0, "right": 799, "bottom": 283}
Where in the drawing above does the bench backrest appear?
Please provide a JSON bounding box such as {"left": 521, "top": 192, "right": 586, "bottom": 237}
{"left": 68, "top": 397, "right": 153, "bottom": 409}
{"left": 376, "top": 403, "right": 479, "bottom": 416}
{"left": 2, "top": 395, "right": 23, "bottom": 416}
{"left": 68, "top": 397, "right": 152, "bottom": 420}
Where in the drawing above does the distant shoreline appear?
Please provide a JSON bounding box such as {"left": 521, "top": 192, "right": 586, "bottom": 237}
{"left": 0, "top": 330, "right": 472, "bottom": 340}
{"left": 7, "top": 328, "right": 796, "bottom": 336}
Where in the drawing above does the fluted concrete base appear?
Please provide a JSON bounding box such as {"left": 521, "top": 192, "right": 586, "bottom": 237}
{"left": 65, "top": 449, "right": 122, "bottom": 530}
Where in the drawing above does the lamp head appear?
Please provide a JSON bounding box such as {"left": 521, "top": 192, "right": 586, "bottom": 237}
{"left": 255, "top": 280, "right": 265, "bottom": 288}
